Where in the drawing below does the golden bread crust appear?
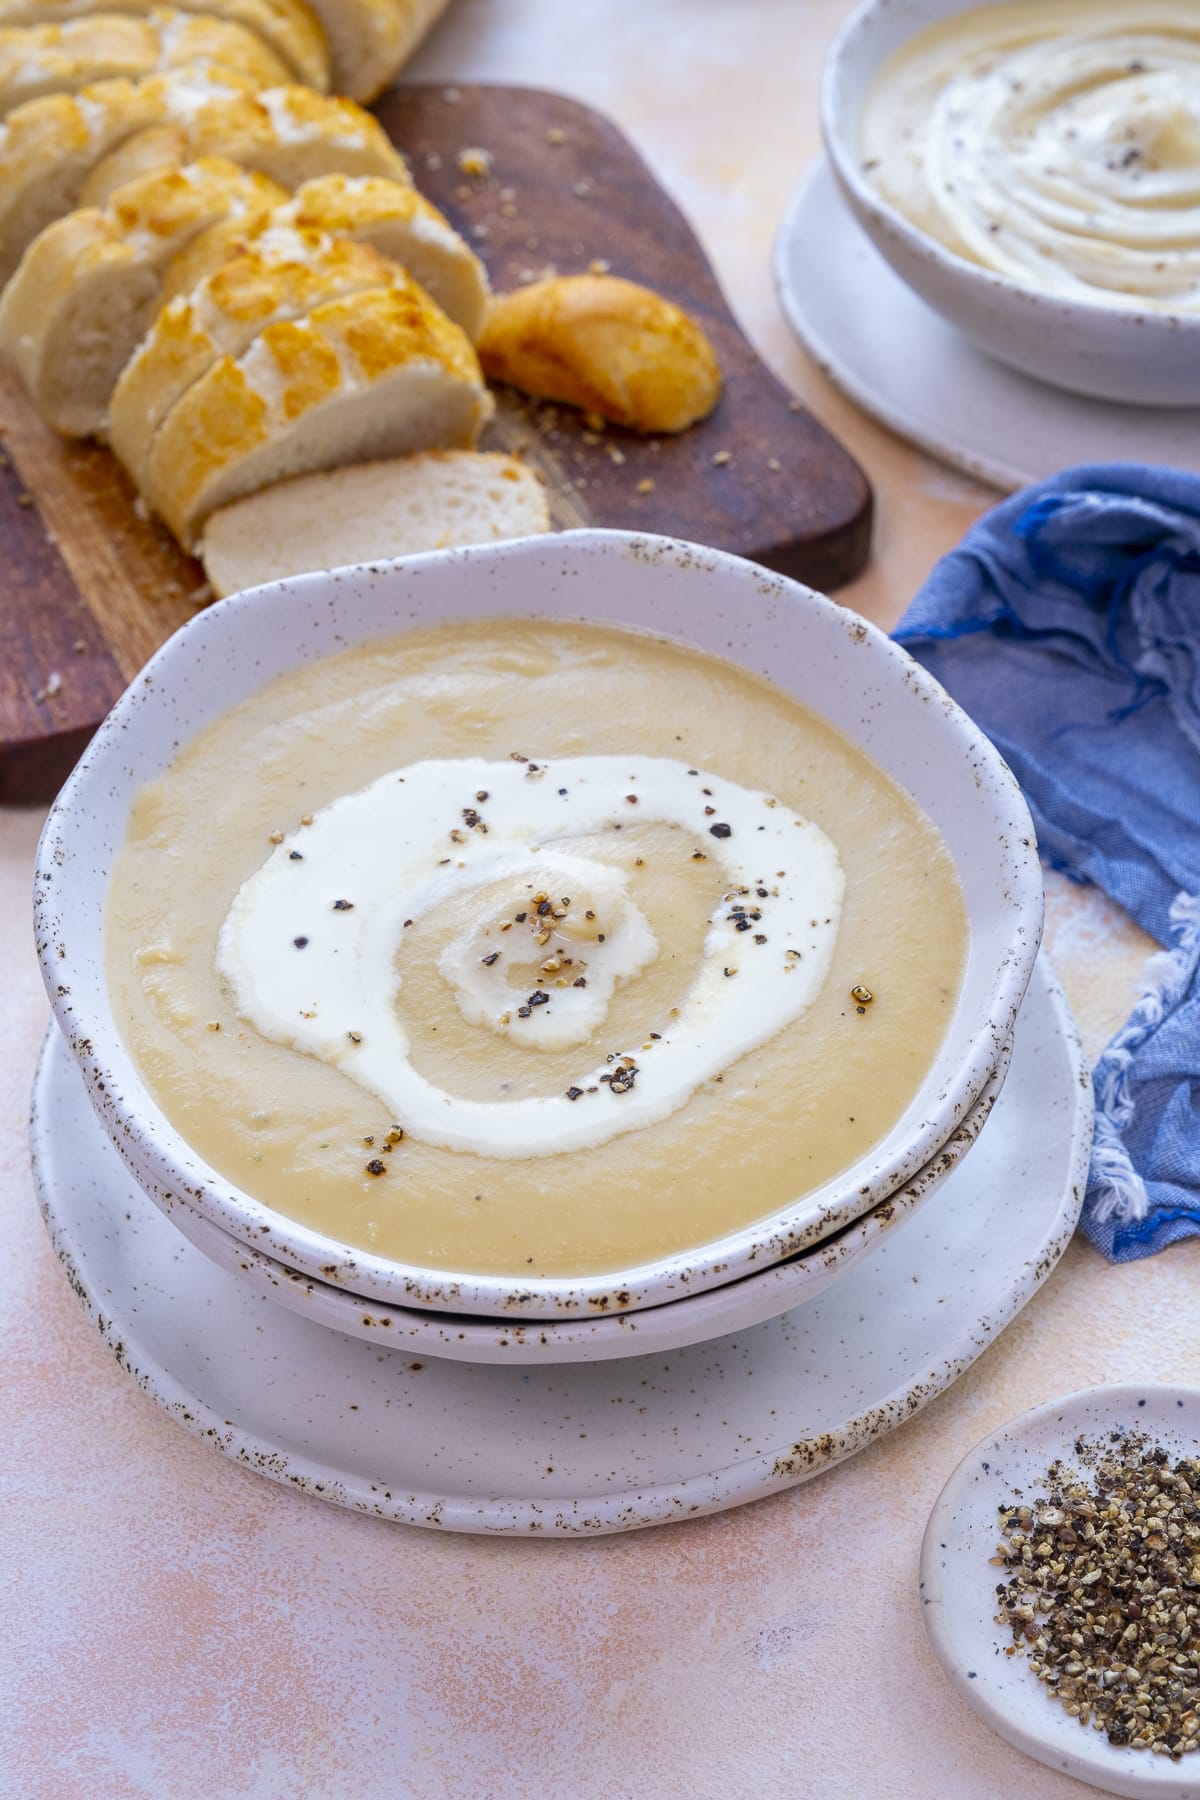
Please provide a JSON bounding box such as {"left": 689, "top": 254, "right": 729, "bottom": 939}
{"left": 144, "top": 277, "right": 491, "bottom": 542}
{"left": 109, "top": 227, "right": 402, "bottom": 480}
{"left": 0, "top": 12, "right": 292, "bottom": 115}
{"left": 0, "top": 0, "right": 331, "bottom": 90}
{"left": 78, "top": 82, "right": 408, "bottom": 207}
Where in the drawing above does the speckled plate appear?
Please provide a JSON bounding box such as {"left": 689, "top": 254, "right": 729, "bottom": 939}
{"left": 774, "top": 160, "right": 1200, "bottom": 491}
{"left": 921, "top": 1385, "right": 1200, "bottom": 1799}
{"left": 31, "top": 953, "right": 1091, "bottom": 1535}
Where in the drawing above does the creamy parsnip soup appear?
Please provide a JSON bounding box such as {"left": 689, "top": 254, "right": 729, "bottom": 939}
{"left": 106, "top": 619, "right": 968, "bottom": 1278}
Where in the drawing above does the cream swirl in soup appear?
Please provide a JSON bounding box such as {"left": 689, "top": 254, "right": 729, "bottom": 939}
{"left": 861, "top": 0, "right": 1200, "bottom": 311}
{"left": 217, "top": 755, "right": 844, "bottom": 1157}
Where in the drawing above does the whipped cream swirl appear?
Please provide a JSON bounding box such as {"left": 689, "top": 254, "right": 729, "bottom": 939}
{"left": 217, "top": 755, "right": 844, "bottom": 1158}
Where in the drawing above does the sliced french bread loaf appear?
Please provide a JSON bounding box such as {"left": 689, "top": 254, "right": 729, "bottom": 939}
{"left": 0, "top": 157, "right": 286, "bottom": 433}
{"left": 161, "top": 172, "right": 485, "bottom": 336}
{"left": 77, "top": 81, "right": 409, "bottom": 207}
{"left": 0, "top": 11, "right": 291, "bottom": 116}
{"left": 0, "top": 68, "right": 270, "bottom": 285}
{"left": 200, "top": 450, "right": 549, "bottom": 596}
{"left": 141, "top": 279, "right": 493, "bottom": 546}
{"left": 299, "top": 0, "right": 449, "bottom": 103}
{"left": 0, "top": 0, "right": 331, "bottom": 91}
{"left": 109, "top": 228, "right": 405, "bottom": 485}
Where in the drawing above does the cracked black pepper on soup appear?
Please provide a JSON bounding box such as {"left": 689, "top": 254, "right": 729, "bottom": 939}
{"left": 994, "top": 1432, "right": 1200, "bottom": 1759}
{"left": 105, "top": 618, "right": 967, "bottom": 1277}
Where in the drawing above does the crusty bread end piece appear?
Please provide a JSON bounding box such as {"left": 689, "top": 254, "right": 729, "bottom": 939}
{"left": 201, "top": 449, "right": 550, "bottom": 596}
{"left": 478, "top": 273, "right": 722, "bottom": 433}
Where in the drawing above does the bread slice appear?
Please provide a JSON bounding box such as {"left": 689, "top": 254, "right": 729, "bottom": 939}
{"left": 141, "top": 280, "right": 494, "bottom": 546}
{"left": 278, "top": 175, "right": 488, "bottom": 339}
{"left": 0, "top": 11, "right": 291, "bottom": 116}
{"left": 298, "top": 0, "right": 449, "bottom": 103}
{"left": 77, "top": 82, "right": 409, "bottom": 207}
{"left": 0, "top": 68, "right": 270, "bottom": 286}
{"left": 109, "top": 228, "right": 405, "bottom": 486}
{"left": 478, "top": 274, "right": 723, "bottom": 433}
{"left": 0, "top": 1, "right": 331, "bottom": 91}
{"left": 0, "top": 157, "right": 286, "bottom": 434}
{"left": 200, "top": 450, "right": 550, "bottom": 595}
{"left": 161, "top": 173, "right": 487, "bottom": 336}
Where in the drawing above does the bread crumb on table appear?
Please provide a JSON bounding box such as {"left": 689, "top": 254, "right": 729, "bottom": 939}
{"left": 636, "top": 477, "right": 655, "bottom": 494}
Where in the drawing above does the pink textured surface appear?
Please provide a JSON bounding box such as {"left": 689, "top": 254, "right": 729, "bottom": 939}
{"left": 6, "top": 5, "right": 1200, "bottom": 1795}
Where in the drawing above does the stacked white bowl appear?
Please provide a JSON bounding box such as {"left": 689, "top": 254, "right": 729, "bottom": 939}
{"left": 35, "top": 532, "right": 1043, "bottom": 1364}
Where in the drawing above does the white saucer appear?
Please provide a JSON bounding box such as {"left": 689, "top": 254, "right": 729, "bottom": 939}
{"left": 31, "top": 956, "right": 1091, "bottom": 1536}
{"left": 774, "top": 159, "right": 1200, "bottom": 492}
{"left": 922, "top": 1384, "right": 1200, "bottom": 1799}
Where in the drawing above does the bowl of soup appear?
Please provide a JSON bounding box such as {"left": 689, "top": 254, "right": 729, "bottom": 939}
{"left": 822, "top": 0, "right": 1200, "bottom": 406}
{"left": 35, "top": 530, "right": 1041, "bottom": 1319}
{"left": 130, "top": 1039, "right": 1012, "bottom": 1363}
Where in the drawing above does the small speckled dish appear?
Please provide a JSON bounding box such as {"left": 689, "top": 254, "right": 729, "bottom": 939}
{"left": 35, "top": 531, "right": 1042, "bottom": 1320}
{"left": 821, "top": 0, "right": 1200, "bottom": 407}
{"left": 922, "top": 1385, "right": 1200, "bottom": 1798}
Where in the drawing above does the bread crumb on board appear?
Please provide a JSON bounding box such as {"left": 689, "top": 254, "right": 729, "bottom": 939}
{"left": 457, "top": 147, "right": 492, "bottom": 178}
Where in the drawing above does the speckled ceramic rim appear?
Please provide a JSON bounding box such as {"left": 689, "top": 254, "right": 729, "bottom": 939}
{"left": 34, "top": 530, "right": 1043, "bottom": 1319}
{"left": 143, "top": 1036, "right": 1013, "bottom": 1364}
{"left": 820, "top": 0, "right": 1200, "bottom": 408}
{"left": 772, "top": 159, "right": 1026, "bottom": 494}
{"left": 29, "top": 956, "right": 1090, "bottom": 1535}
{"left": 921, "top": 1383, "right": 1200, "bottom": 1797}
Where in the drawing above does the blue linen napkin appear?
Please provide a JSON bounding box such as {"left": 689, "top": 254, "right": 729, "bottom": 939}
{"left": 893, "top": 463, "right": 1200, "bottom": 1262}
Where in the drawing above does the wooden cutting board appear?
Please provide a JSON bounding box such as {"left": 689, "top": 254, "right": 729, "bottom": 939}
{"left": 0, "top": 81, "right": 871, "bottom": 806}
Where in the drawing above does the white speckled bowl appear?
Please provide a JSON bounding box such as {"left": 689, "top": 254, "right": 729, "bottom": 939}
{"left": 35, "top": 531, "right": 1042, "bottom": 1319}
{"left": 821, "top": 0, "right": 1200, "bottom": 407}
{"left": 132, "top": 1036, "right": 1011, "bottom": 1363}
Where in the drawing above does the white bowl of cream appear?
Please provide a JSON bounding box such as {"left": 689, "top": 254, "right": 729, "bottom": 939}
{"left": 822, "top": 0, "right": 1200, "bottom": 406}
{"left": 35, "top": 531, "right": 1042, "bottom": 1320}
